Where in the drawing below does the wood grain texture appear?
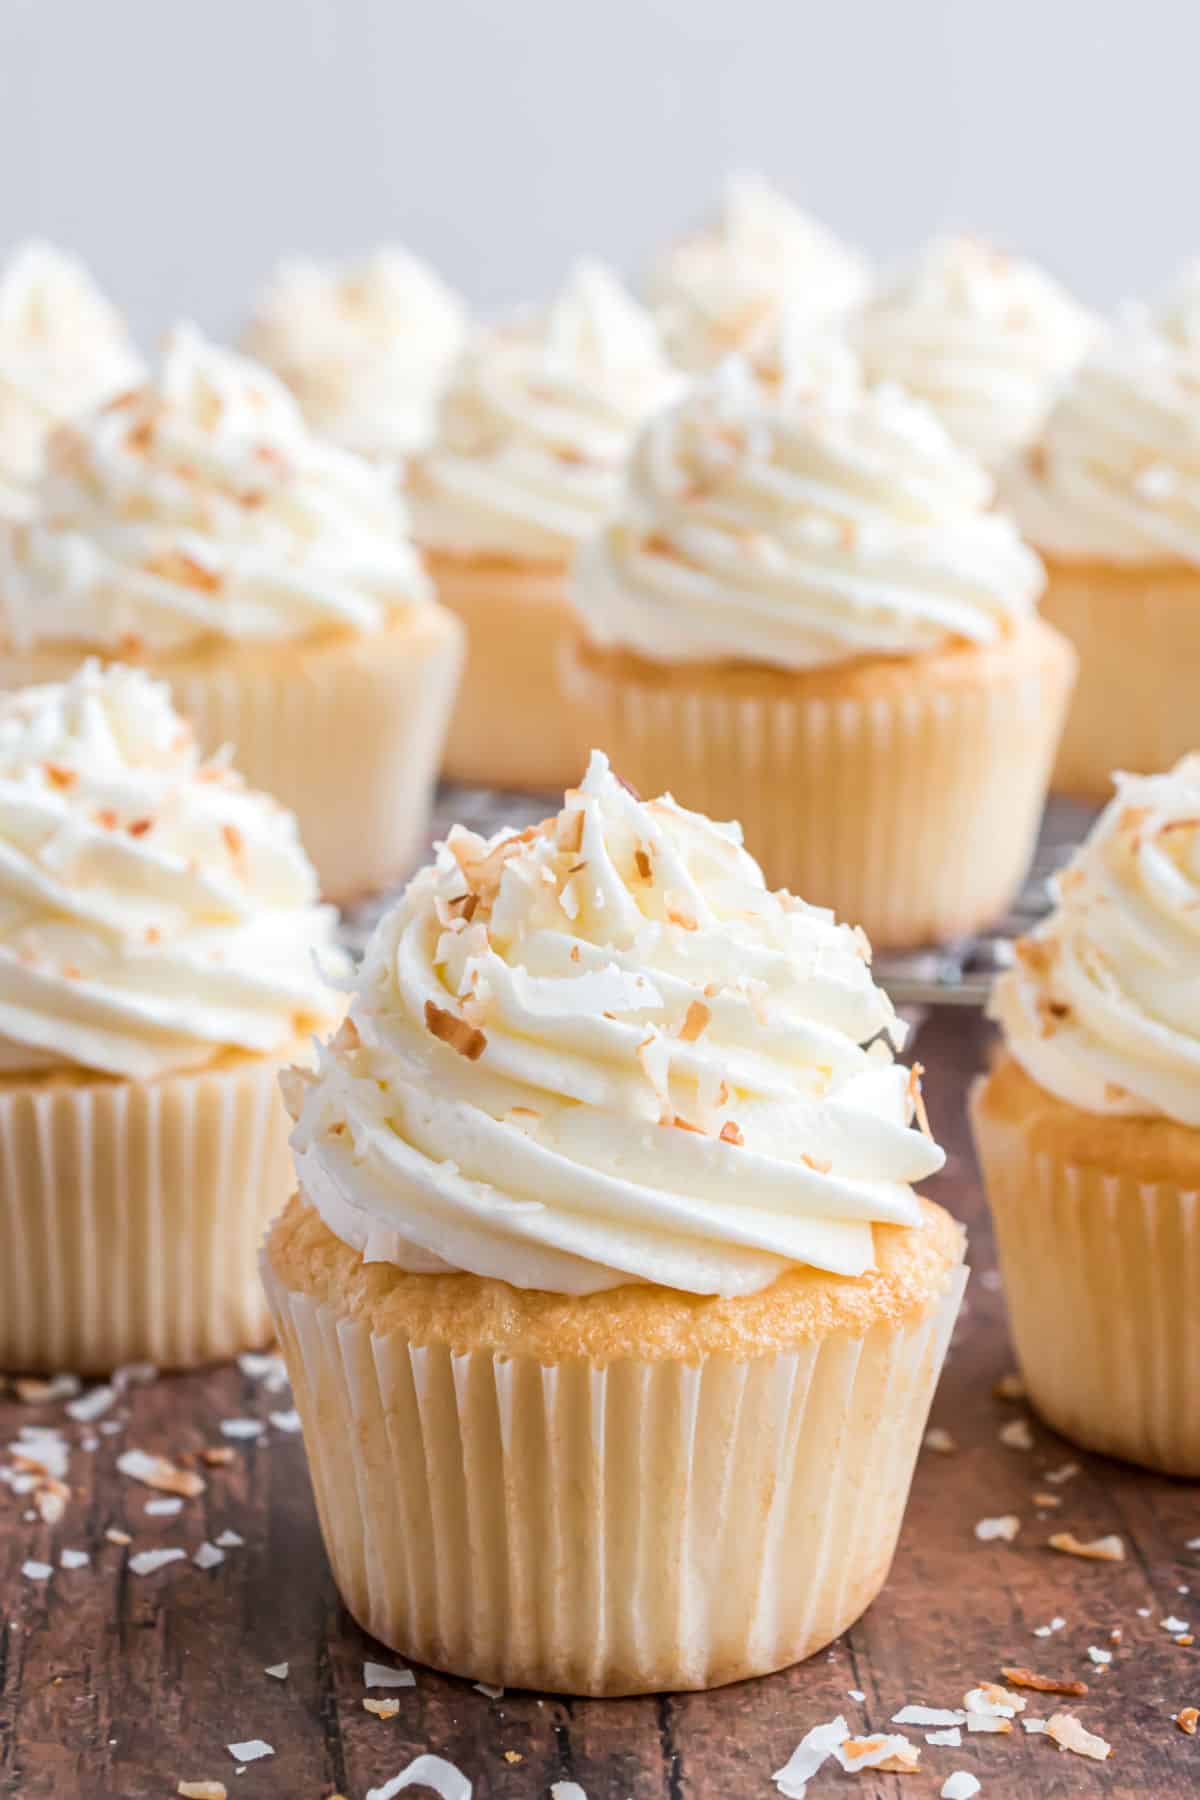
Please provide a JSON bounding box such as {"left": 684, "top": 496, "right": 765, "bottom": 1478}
{"left": 2, "top": 1007, "right": 1199, "bottom": 1799}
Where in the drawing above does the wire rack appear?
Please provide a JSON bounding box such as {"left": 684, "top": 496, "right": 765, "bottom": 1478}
{"left": 340, "top": 787, "right": 1098, "bottom": 1009}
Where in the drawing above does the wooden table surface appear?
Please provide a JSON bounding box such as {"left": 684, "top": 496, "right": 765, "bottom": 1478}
{"left": 2, "top": 1005, "right": 1199, "bottom": 1800}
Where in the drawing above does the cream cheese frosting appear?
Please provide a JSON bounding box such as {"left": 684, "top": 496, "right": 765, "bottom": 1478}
{"left": 0, "top": 242, "right": 142, "bottom": 520}
{"left": 0, "top": 661, "right": 343, "bottom": 1081}
{"left": 408, "top": 262, "right": 682, "bottom": 561}
{"left": 855, "top": 236, "right": 1096, "bottom": 469}
{"left": 570, "top": 359, "right": 1045, "bottom": 670}
{"left": 647, "top": 174, "right": 870, "bottom": 374}
{"left": 0, "top": 324, "right": 432, "bottom": 653}
{"left": 242, "top": 247, "right": 467, "bottom": 461}
{"left": 288, "top": 751, "right": 944, "bottom": 1297}
{"left": 991, "top": 757, "right": 1200, "bottom": 1126}
{"left": 1003, "top": 281, "right": 1200, "bottom": 565}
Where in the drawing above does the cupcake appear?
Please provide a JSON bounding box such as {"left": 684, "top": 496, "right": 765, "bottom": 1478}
{"left": 972, "top": 758, "right": 1200, "bottom": 1475}
{"left": 1004, "top": 273, "right": 1200, "bottom": 798}
{"left": 408, "top": 262, "right": 680, "bottom": 791}
{"left": 0, "top": 660, "right": 342, "bottom": 1374}
{"left": 241, "top": 246, "right": 467, "bottom": 460}
{"left": 264, "top": 751, "right": 966, "bottom": 1695}
{"left": 0, "top": 241, "right": 142, "bottom": 519}
{"left": 646, "top": 173, "right": 869, "bottom": 374}
{"left": 854, "top": 235, "right": 1095, "bottom": 469}
{"left": 565, "top": 360, "right": 1076, "bottom": 950}
{"left": 0, "top": 325, "right": 463, "bottom": 901}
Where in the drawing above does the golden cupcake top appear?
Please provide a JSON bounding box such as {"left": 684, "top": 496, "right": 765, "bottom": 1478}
{"left": 0, "top": 242, "right": 142, "bottom": 520}
{"left": 407, "top": 262, "right": 682, "bottom": 560}
{"left": 288, "top": 751, "right": 945, "bottom": 1297}
{"left": 242, "top": 246, "right": 468, "bottom": 460}
{"left": 647, "top": 173, "right": 870, "bottom": 373}
{"left": 0, "top": 324, "right": 432, "bottom": 654}
{"left": 991, "top": 755, "right": 1200, "bottom": 1126}
{"left": 854, "top": 235, "right": 1096, "bottom": 468}
{"left": 0, "top": 661, "right": 343, "bottom": 1080}
{"left": 570, "top": 358, "right": 1046, "bottom": 670}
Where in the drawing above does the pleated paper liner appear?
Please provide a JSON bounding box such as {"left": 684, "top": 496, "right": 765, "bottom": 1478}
{"left": 972, "top": 1051, "right": 1200, "bottom": 1477}
{"left": 263, "top": 1210, "right": 966, "bottom": 1696}
{"left": 562, "top": 616, "right": 1076, "bottom": 952}
{"left": 0, "top": 603, "right": 464, "bottom": 905}
{"left": 1039, "top": 556, "right": 1200, "bottom": 802}
{"left": 423, "top": 549, "right": 593, "bottom": 793}
{"left": 0, "top": 1051, "right": 301, "bottom": 1375}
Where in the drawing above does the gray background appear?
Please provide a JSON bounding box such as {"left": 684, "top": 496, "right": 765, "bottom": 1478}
{"left": 0, "top": 0, "right": 1189, "bottom": 342}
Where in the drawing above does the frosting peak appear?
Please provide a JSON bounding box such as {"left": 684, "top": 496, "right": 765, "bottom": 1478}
{"left": 0, "top": 325, "right": 432, "bottom": 652}
{"left": 409, "top": 261, "right": 681, "bottom": 559}
{"left": 289, "top": 751, "right": 944, "bottom": 1296}
{"left": 648, "top": 174, "right": 870, "bottom": 373}
{"left": 242, "top": 247, "right": 467, "bottom": 459}
{"left": 855, "top": 235, "right": 1095, "bottom": 467}
{"left": 571, "top": 359, "right": 1045, "bottom": 670}
{"left": 0, "top": 661, "right": 343, "bottom": 1080}
{"left": 0, "top": 242, "right": 142, "bottom": 518}
{"left": 992, "top": 756, "right": 1200, "bottom": 1126}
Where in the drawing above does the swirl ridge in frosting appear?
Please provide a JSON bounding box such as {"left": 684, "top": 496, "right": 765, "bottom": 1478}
{"left": 0, "top": 660, "right": 343, "bottom": 1080}
{"left": 408, "top": 261, "right": 682, "bottom": 559}
{"left": 570, "top": 358, "right": 1045, "bottom": 670}
{"left": 991, "top": 756, "right": 1200, "bottom": 1125}
{"left": 289, "top": 751, "right": 944, "bottom": 1297}
{"left": 242, "top": 247, "right": 467, "bottom": 460}
{"left": 0, "top": 324, "right": 432, "bottom": 652}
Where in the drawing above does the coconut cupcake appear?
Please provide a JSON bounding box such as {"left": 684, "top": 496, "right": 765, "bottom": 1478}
{"left": 973, "top": 757, "right": 1200, "bottom": 1475}
{"left": 566, "top": 360, "right": 1076, "bottom": 949}
{"left": 242, "top": 246, "right": 467, "bottom": 461}
{"left": 0, "top": 241, "right": 141, "bottom": 519}
{"left": 0, "top": 660, "right": 342, "bottom": 1373}
{"left": 647, "top": 173, "right": 869, "bottom": 374}
{"left": 0, "top": 325, "right": 462, "bottom": 900}
{"left": 1003, "top": 275, "right": 1200, "bottom": 798}
{"left": 855, "top": 235, "right": 1095, "bottom": 470}
{"left": 264, "top": 751, "right": 965, "bottom": 1694}
{"left": 408, "top": 262, "right": 680, "bottom": 791}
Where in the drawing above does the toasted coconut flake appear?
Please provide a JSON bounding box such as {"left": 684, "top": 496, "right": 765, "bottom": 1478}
{"left": 116, "top": 1448, "right": 205, "bottom": 1499}
{"left": 1045, "top": 1712, "right": 1111, "bottom": 1760}
{"left": 44, "top": 762, "right": 77, "bottom": 790}
{"left": 679, "top": 1000, "right": 711, "bottom": 1042}
{"left": 200, "top": 1446, "right": 235, "bottom": 1468}
{"left": 12, "top": 1374, "right": 81, "bottom": 1404}
{"left": 1043, "top": 1460, "right": 1079, "bottom": 1485}
{"left": 975, "top": 1515, "right": 1020, "bottom": 1543}
{"left": 665, "top": 895, "right": 698, "bottom": 930}
{"left": 634, "top": 848, "right": 652, "bottom": 881}
{"left": 1049, "top": 1531, "right": 1125, "bottom": 1562}
{"left": 719, "top": 1120, "right": 744, "bottom": 1147}
{"left": 801, "top": 1152, "right": 833, "bottom": 1175}
{"left": 178, "top": 1783, "right": 227, "bottom": 1800}
{"left": 424, "top": 999, "right": 487, "bottom": 1062}
{"left": 669, "top": 1113, "right": 706, "bottom": 1135}
{"left": 997, "top": 1372, "right": 1028, "bottom": 1405}
{"left": 365, "top": 1698, "right": 401, "bottom": 1719}
{"left": 835, "top": 1733, "right": 920, "bottom": 1773}
{"left": 1177, "top": 1707, "right": 1199, "bottom": 1735}
{"left": 34, "top": 1478, "right": 70, "bottom": 1524}
{"left": 773, "top": 1717, "right": 849, "bottom": 1796}
{"left": 923, "top": 1427, "right": 956, "bottom": 1454}
{"left": 966, "top": 1682, "right": 1025, "bottom": 1717}
{"left": 1000, "top": 1417, "right": 1034, "bottom": 1450}
{"left": 1033, "top": 1492, "right": 1061, "bottom": 1507}
{"left": 907, "top": 1063, "right": 932, "bottom": 1139}
{"left": 1002, "top": 1666, "right": 1088, "bottom": 1696}
{"left": 105, "top": 1527, "right": 132, "bottom": 1546}
{"left": 966, "top": 1715, "right": 1011, "bottom": 1734}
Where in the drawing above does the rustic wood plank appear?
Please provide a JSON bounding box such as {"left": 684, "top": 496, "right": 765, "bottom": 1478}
{"left": 2, "top": 1007, "right": 1199, "bottom": 1798}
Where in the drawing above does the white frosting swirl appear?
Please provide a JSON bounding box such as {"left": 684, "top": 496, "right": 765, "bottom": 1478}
{"left": 571, "top": 360, "right": 1045, "bottom": 670}
{"left": 409, "top": 262, "right": 682, "bottom": 560}
{"left": 648, "top": 174, "right": 870, "bottom": 374}
{"left": 855, "top": 236, "right": 1096, "bottom": 468}
{"left": 0, "top": 243, "right": 142, "bottom": 519}
{"left": 242, "top": 247, "right": 467, "bottom": 460}
{"left": 289, "top": 751, "right": 943, "bottom": 1297}
{"left": 0, "top": 661, "right": 343, "bottom": 1081}
{"left": 0, "top": 325, "right": 432, "bottom": 653}
{"left": 991, "top": 757, "right": 1200, "bottom": 1126}
{"left": 1003, "top": 283, "right": 1200, "bottom": 565}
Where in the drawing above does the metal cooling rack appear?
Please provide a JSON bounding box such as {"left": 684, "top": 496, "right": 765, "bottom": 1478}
{"left": 339, "top": 787, "right": 1097, "bottom": 1010}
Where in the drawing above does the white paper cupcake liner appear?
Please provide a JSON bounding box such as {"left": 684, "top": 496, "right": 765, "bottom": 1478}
{"left": 263, "top": 1255, "right": 965, "bottom": 1694}
{"left": 0, "top": 1056, "right": 298, "bottom": 1374}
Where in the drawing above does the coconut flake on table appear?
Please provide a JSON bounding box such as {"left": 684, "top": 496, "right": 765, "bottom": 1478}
{"left": 268, "top": 1409, "right": 302, "bottom": 1434}
{"left": 364, "top": 1660, "right": 416, "bottom": 1689}
{"left": 847, "top": 1689, "right": 865, "bottom": 1703}
{"left": 1045, "top": 1712, "right": 1112, "bottom": 1760}
{"left": 193, "top": 1542, "right": 225, "bottom": 1571}
{"left": 773, "top": 1716, "right": 849, "bottom": 1796}
{"left": 60, "top": 1548, "right": 89, "bottom": 1569}
{"left": 219, "top": 1419, "right": 265, "bottom": 1440}
{"left": 926, "top": 1727, "right": 963, "bottom": 1747}
{"left": 941, "top": 1775, "right": 981, "bottom": 1800}
{"left": 145, "top": 1497, "right": 184, "bottom": 1517}
{"left": 999, "top": 1418, "right": 1034, "bottom": 1450}
{"left": 116, "top": 1448, "right": 204, "bottom": 1498}
{"left": 974, "top": 1515, "right": 1020, "bottom": 1543}
{"left": 214, "top": 1530, "right": 244, "bottom": 1549}
{"left": 1162, "top": 1616, "right": 1190, "bottom": 1634}
{"left": 65, "top": 1385, "right": 116, "bottom": 1423}
{"left": 237, "top": 1352, "right": 288, "bottom": 1388}
{"left": 12, "top": 1374, "right": 81, "bottom": 1404}
{"left": 474, "top": 1682, "right": 504, "bottom": 1698}
{"left": 1049, "top": 1531, "right": 1125, "bottom": 1562}
{"left": 1032, "top": 1616, "right": 1066, "bottom": 1637}
{"left": 1042, "top": 1461, "right": 1079, "bottom": 1484}
{"left": 128, "top": 1548, "right": 187, "bottom": 1576}
{"left": 965, "top": 1684, "right": 1025, "bottom": 1718}
{"left": 1087, "top": 1646, "right": 1112, "bottom": 1665}
{"left": 892, "top": 1706, "right": 967, "bottom": 1727}
{"left": 834, "top": 1733, "right": 920, "bottom": 1772}
{"left": 225, "top": 1741, "right": 274, "bottom": 1764}
{"left": 264, "top": 1663, "right": 289, "bottom": 1680}
{"left": 22, "top": 1560, "right": 52, "bottom": 1582}
{"left": 11, "top": 1427, "right": 70, "bottom": 1480}
{"left": 1022, "top": 1717, "right": 1048, "bottom": 1734}
{"left": 367, "top": 1754, "right": 473, "bottom": 1800}
{"left": 550, "top": 1785, "right": 588, "bottom": 1800}
{"left": 177, "top": 1782, "right": 227, "bottom": 1800}
{"left": 924, "top": 1427, "right": 957, "bottom": 1454}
